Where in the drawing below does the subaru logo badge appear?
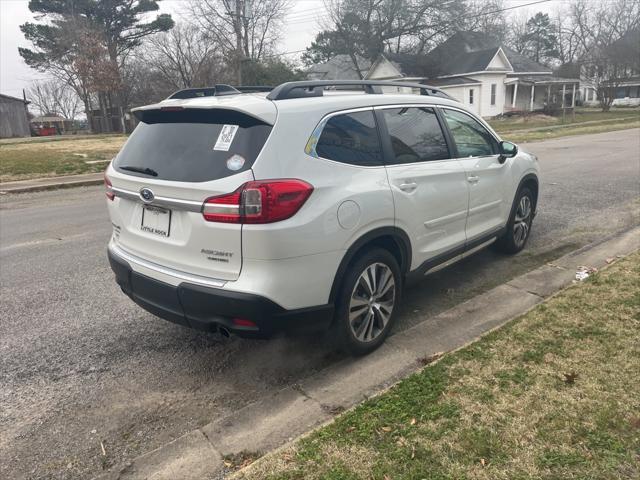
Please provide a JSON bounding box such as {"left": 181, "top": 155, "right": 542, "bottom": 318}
{"left": 140, "top": 188, "right": 154, "bottom": 203}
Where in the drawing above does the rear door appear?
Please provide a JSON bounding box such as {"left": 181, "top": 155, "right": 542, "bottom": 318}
{"left": 377, "top": 105, "right": 469, "bottom": 269}
{"left": 106, "top": 107, "right": 274, "bottom": 281}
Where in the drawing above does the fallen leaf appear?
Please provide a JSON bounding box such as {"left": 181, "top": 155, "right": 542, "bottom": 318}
{"left": 410, "top": 418, "right": 417, "bottom": 425}
{"left": 345, "top": 426, "right": 356, "bottom": 433}
{"left": 481, "top": 458, "right": 486, "bottom": 467}
{"left": 418, "top": 352, "right": 443, "bottom": 366}
{"left": 563, "top": 371, "right": 579, "bottom": 385}
{"left": 381, "top": 426, "right": 392, "bottom": 432}
{"left": 411, "top": 445, "right": 415, "bottom": 459}
{"left": 605, "top": 257, "right": 615, "bottom": 264}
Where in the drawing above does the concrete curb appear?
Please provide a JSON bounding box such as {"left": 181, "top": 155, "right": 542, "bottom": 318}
{"left": 0, "top": 175, "right": 103, "bottom": 194}
{"left": 94, "top": 226, "right": 640, "bottom": 480}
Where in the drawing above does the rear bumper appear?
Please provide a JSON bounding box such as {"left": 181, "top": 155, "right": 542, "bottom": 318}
{"left": 108, "top": 248, "right": 334, "bottom": 336}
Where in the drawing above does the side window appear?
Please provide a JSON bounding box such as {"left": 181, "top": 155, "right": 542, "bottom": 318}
{"left": 441, "top": 108, "right": 498, "bottom": 157}
{"left": 381, "top": 107, "right": 450, "bottom": 164}
{"left": 313, "top": 110, "right": 383, "bottom": 166}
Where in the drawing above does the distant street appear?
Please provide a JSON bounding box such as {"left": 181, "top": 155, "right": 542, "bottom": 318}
{"left": 1, "top": 128, "right": 639, "bottom": 480}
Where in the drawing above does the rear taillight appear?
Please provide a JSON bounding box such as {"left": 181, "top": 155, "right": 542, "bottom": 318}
{"left": 104, "top": 173, "right": 115, "bottom": 201}
{"left": 203, "top": 179, "right": 313, "bottom": 224}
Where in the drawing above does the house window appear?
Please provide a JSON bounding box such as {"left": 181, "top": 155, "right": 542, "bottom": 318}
{"left": 587, "top": 89, "right": 594, "bottom": 101}
{"left": 490, "top": 84, "right": 497, "bottom": 105}
{"left": 469, "top": 89, "right": 475, "bottom": 105}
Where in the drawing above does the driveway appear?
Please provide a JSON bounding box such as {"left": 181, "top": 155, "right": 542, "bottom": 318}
{"left": 1, "top": 128, "right": 639, "bottom": 480}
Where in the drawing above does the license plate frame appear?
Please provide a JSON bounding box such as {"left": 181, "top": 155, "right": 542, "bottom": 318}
{"left": 141, "top": 205, "right": 172, "bottom": 238}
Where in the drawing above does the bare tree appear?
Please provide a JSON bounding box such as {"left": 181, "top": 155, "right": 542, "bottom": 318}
{"left": 569, "top": 0, "right": 640, "bottom": 110}
{"left": 27, "top": 79, "right": 82, "bottom": 120}
{"left": 322, "top": 0, "right": 465, "bottom": 76}
{"left": 552, "top": 10, "right": 582, "bottom": 65}
{"left": 144, "top": 23, "right": 228, "bottom": 90}
{"left": 188, "top": 0, "right": 290, "bottom": 84}
{"left": 462, "top": 0, "right": 508, "bottom": 41}
{"left": 506, "top": 12, "right": 532, "bottom": 55}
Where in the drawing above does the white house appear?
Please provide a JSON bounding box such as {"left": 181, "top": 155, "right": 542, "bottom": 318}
{"left": 310, "top": 32, "right": 581, "bottom": 118}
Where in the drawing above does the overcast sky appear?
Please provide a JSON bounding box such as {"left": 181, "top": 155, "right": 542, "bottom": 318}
{"left": 0, "top": 0, "right": 558, "bottom": 99}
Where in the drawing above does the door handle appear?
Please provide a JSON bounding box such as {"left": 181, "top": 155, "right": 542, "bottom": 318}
{"left": 467, "top": 175, "right": 479, "bottom": 184}
{"left": 398, "top": 182, "right": 418, "bottom": 192}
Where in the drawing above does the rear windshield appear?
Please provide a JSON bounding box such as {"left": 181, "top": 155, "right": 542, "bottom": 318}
{"left": 114, "top": 109, "right": 272, "bottom": 182}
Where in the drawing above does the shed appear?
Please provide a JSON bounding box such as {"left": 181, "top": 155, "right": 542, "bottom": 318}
{"left": 0, "top": 93, "right": 31, "bottom": 138}
{"left": 31, "top": 114, "right": 73, "bottom": 133}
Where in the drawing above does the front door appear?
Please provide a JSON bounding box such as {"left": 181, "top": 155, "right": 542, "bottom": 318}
{"left": 377, "top": 106, "right": 469, "bottom": 271}
{"left": 440, "top": 107, "right": 511, "bottom": 242}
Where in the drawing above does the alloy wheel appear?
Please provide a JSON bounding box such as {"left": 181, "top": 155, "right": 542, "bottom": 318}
{"left": 348, "top": 262, "right": 395, "bottom": 343}
{"left": 513, "top": 194, "right": 532, "bottom": 247}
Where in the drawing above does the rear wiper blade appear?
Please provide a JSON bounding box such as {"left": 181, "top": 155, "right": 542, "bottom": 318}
{"left": 119, "top": 165, "right": 158, "bottom": 177}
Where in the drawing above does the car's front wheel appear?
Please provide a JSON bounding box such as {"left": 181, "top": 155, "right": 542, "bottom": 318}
{"left": 494, "top": 186, "right": 534, "bottom": 254}
{"left": 334, "top": 248, "right": 401, "bottom": 355}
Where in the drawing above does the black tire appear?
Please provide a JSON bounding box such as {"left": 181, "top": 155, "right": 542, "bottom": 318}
{"left": 494, "top": 187, "right": 534, "bottom": 254}
{"left": 333, "top": 248, "right": 401, "bottom": 356}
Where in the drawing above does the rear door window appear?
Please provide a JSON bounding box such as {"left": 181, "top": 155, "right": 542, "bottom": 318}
{"left": 311, "top": 110, "right": 383, "bottom": 166}
{"left": 114, "top": 109, "right": 272, "bottom": 182}
{"left": 381, "top": 107, "right": 450, "bottom": 164}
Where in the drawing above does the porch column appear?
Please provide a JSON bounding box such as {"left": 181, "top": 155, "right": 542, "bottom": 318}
{"left": 571, "top": 83, "right": 576, "bottom": 121}
{"left": 512, "top": 82, "right": 518, "bottom": 108}
{"left": 562, "top": 84, "right": 566, "bottom": 122}
{"left": 530, "top": 84, "right": 535, "bottom": 111}
{"left": 547, "top": 85, "right": 551, "bottom": 104}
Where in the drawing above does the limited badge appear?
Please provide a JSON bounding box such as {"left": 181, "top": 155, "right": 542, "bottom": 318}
{"left": 226, "top": 154, "right": 245, "bottom": 171}
{"left": 214, "top": 125, "right": 239, "bottom": 151}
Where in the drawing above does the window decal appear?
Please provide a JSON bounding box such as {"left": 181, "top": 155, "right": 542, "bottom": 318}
{"left": 214, "top": 124, "right": 239, "bottom": 151}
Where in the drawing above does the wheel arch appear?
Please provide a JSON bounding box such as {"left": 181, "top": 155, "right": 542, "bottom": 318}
{"left": 517, "top": 173, "right": 539, "bottom": 213}
{"left": 328, "top": 227, "right": 412, "bottom": 304}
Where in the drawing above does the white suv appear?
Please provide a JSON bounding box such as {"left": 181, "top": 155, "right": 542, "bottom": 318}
{"left": 106, "top": 80, "right": 539, "bottom": 355}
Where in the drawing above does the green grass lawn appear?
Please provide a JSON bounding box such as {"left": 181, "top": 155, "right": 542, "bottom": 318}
{"left": 236, "top": 252, "right": 640, "bottom": 480}
{"left": 505, "top": 120, "right": 640, "bottom": 143}
{"left": 0, "top": 135, "right": 127, "bottom": 182}
{"left": 488, "top": 108, "right": 640, "bottom": 134}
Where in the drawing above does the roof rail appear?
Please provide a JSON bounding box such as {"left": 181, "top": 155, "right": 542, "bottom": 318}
{"left": 234, "top": 85, "right": 274, "bottom": 93}
{"left": 168, "top": 84, "right": 243, "bottom": 99}
{"left": 266, "top": 80, "right": 452, "bottom": 101}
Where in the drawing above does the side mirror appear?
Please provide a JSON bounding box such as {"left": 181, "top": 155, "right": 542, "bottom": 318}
{"left": 498, "top": 141, "right": 518, "bottom": 163}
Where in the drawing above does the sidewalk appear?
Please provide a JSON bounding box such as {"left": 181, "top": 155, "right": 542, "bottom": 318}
{"left": 0, "top": 172, "right": 104, "bottom": 194}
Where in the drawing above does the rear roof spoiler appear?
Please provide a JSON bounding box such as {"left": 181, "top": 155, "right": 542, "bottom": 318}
{"left": 168, "top": 85, "right": 274, "bottom": 99}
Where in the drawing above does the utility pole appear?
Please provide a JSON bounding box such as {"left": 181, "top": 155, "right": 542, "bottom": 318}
{"left": 235, "top": 0, "right": 244, "bottom": 85}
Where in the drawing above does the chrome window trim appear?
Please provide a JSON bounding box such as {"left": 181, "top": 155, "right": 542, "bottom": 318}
{"left": 109, "top": 243, "right": 227, "bottom": 288}
{"left": 111, "top": 187, "right": 203, "bottom": 213}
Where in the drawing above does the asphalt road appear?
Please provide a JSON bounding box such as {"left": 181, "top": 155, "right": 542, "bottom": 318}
{"left": 1, "top": 129, "right": 639, "bottom": 480}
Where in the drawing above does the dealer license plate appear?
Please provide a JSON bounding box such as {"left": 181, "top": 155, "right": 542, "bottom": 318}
{"left": 141, "top": 205, "right": 171, "bottom": 237}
